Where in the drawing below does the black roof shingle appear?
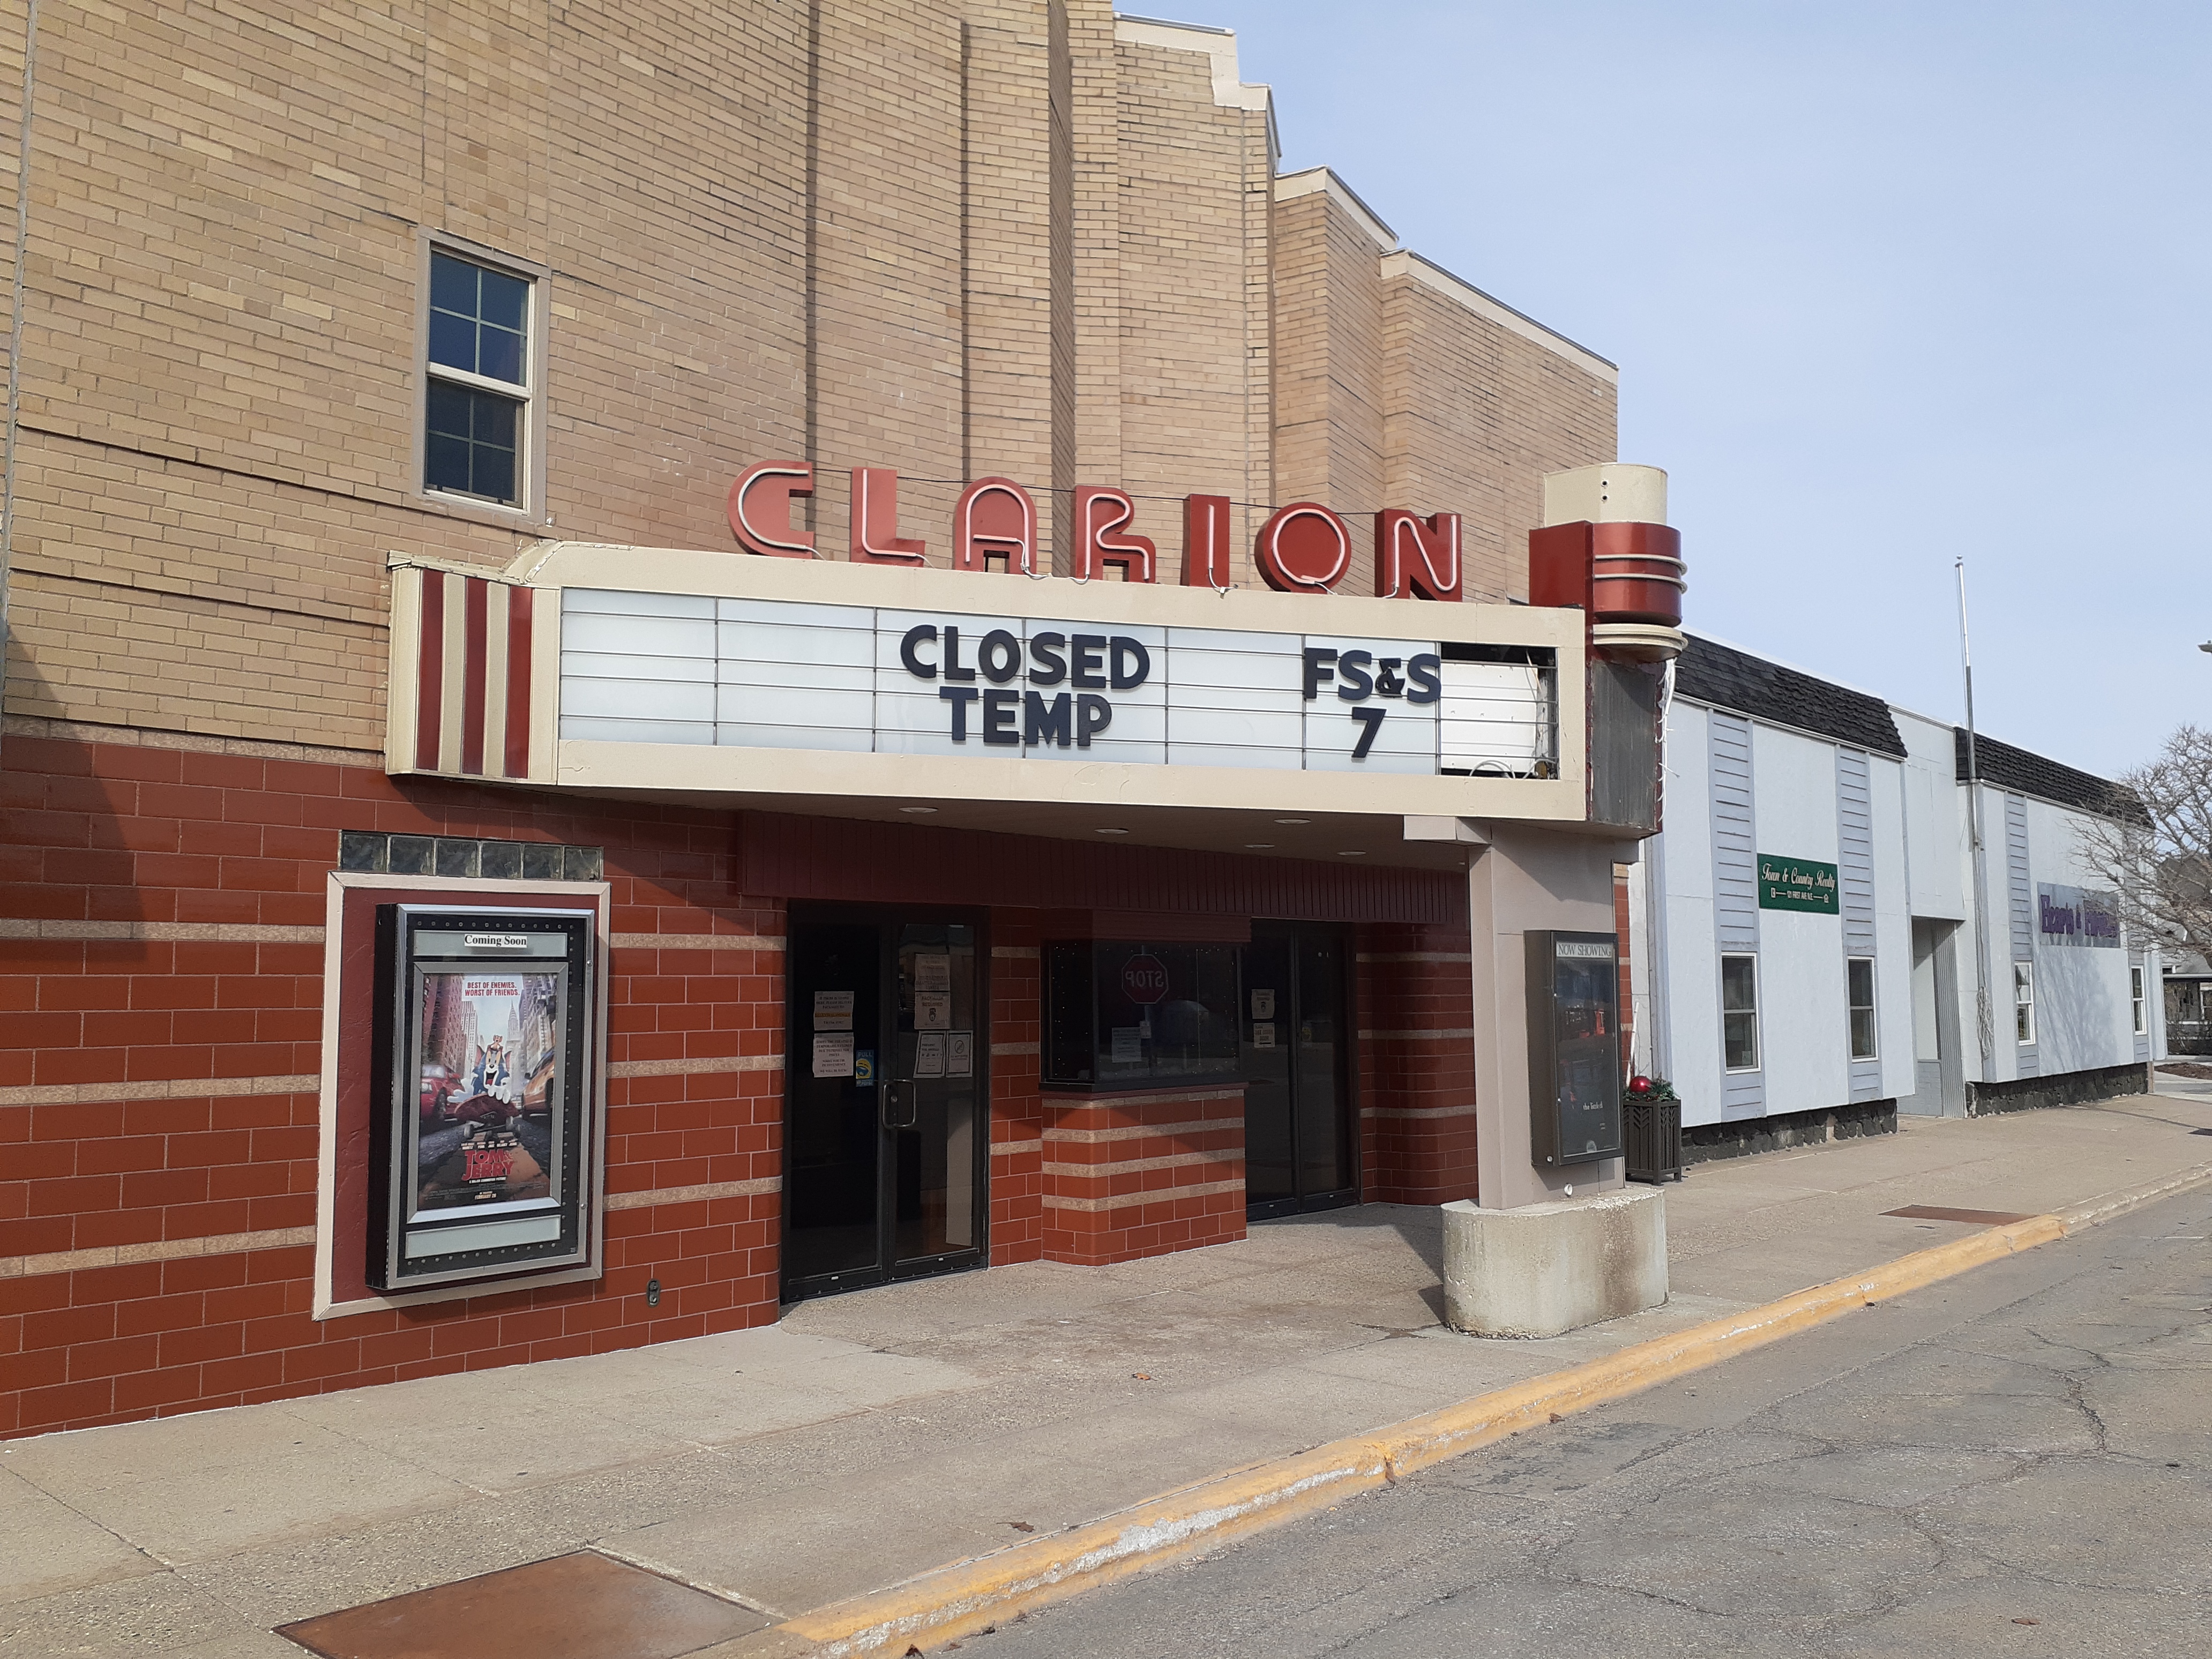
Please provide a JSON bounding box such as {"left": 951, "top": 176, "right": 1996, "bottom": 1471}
{"left": 1953, "top": 727, "right": 2147, "bottom": 825}
{"left": 1673, "top": 634, "right": 1907, "bottom": 758}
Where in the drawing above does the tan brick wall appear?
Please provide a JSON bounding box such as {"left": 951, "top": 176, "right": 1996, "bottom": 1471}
{"left": 1380, "top": 274, "right": 1617, "bottom": 602}
{"left": 1, "top": 1, "right": 1615, "bottom": 749}
{"left": 1113, "top": 36, "right": 1272, "bottom": 585}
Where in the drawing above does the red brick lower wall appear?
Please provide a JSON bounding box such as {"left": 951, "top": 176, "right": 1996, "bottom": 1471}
{"left": 1355, "top": 922, "right": 1479, "bottom": 1206}
{"left": 3, "top": 727, "right": 1491, "bottom": 1438}
{"left": 2, "top": 729, "right": 784, "bottom": 1439}
{"left": 1038, "top": 1087, "right": 1246, "bottom": 1266}
{"left": 987, "top": 913, "right": 1044, "bottom": 1266}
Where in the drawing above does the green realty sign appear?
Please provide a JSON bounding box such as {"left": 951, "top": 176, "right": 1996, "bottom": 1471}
{"left": 1758, "top": 854, "right": 1839, "bottom": 914}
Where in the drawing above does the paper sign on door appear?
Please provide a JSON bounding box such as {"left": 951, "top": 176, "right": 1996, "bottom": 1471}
{"left": 811, "top": 1031, "right": 855, "bottom": 1078}
{"left": 946, "top": 1031, "right": 974, "bottom": 1078}
{"left": 813, "top": 989, "right": 854, "bottom": 1031}
{"left": 914, "top": 1032, "right": 947, "bottom": 1078}
{"left": 914, "top": 991, "right": 952, "bottom": 1031}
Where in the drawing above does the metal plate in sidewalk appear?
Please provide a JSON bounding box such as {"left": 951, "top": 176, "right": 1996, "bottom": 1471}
{"left": 276, "top": 1550, "right": 768, "bottom": 1659}
{"left": 1882, "top": 1204, "right": 2036, "bottom": 1226}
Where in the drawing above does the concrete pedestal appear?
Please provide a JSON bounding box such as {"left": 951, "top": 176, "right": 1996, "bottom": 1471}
{"left": 1442, "top": 1186, "right": 1668, "bottom": 1338}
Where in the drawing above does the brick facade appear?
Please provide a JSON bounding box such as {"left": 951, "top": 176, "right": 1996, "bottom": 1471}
{"left": 2, "top": 1, "right": 1624, "bottom": 1434}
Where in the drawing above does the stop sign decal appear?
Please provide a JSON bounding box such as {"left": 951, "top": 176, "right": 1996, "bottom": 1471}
{"left": 1120, "top": 954, "right": 1170, "bottom": 1005}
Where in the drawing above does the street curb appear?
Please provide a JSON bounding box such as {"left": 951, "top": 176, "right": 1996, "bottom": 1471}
{"left": 2055, "top": 1161, "right": 2212, "bottom": 1232}
{"left": 718, "top": 1211, "right": 2101, "bottom": 1657}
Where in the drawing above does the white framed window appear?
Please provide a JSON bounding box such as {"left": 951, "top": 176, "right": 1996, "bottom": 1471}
{"left": 2014, "top": 959, "right": 2036, "bottom": 1044}
{"left": 2131, "top": 965, "right": 2146, "bottom": 1035}
{"left": 1847, "top": 956, "right": 1877, "bottom": 1060}
{"left": 420, "top": 241, "right": 545, "bottom": 515}
{"left": 1721, "top": 953, "right": 1760, "bottom": 1072}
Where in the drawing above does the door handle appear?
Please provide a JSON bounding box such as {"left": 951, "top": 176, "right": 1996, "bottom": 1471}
{"left": 881, "top": 1083, "right": 918, "bottom": 1131}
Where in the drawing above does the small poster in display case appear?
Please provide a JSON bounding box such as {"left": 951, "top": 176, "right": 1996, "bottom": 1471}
{"left": 1523, "top": 930, "right": 1624, "bottom": 1167}
{"left": 370, "top": 907, "right": 599, "bottom": 1292}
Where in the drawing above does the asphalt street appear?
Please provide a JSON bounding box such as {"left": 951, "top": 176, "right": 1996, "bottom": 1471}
{"left": 962, "top": 1185, "right": 2212, "bottom": 1658}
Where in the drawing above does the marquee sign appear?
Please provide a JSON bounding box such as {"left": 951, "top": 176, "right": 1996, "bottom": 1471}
{"left": 385, "top": 542, "right": 1591, "bottom": 827}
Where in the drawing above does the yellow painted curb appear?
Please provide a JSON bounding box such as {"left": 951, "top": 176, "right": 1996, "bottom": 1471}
{"left": 764, "top": 1213, "right": 2067, "bottom": 1656}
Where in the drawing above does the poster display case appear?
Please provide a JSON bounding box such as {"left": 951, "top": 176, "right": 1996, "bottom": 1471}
{"left": 1524, "top": 929, "right": 1624, "bottom": 1168}
{"left": 368, "top": 905, "right": 599, "bottom": 1291}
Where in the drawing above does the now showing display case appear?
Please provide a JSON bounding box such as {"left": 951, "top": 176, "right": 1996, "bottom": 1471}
{"left": 369, "top": 906, "right": 600, "bottom": 1291}
{"left": 1525, "top": 929, "right": 1625, "bottom": 1168}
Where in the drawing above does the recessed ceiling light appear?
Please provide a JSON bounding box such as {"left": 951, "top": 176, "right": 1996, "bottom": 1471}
{"left": 1338, "top": 850, "right": 1366, "bottom": 857}
{"left": 899, "top": 805, "right": 938, "bottom": 814}
{"left": 1275, "top": 818, "right": 1310, "bottom": 825}
{"left": 1244, "top": 842, "right": 1273, "bottom": 849}
{"left": 1095, "top": 827, "right": 1129, "bottom": 835}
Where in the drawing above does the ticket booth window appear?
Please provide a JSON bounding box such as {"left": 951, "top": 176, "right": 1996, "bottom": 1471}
{"left": 1043, "top": 941, "right": 1241, "bottom": 1089}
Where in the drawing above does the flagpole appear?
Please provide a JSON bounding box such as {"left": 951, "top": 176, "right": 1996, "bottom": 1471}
{"left": 1958, "top": 558, "right": 1996, "bottom": 1075}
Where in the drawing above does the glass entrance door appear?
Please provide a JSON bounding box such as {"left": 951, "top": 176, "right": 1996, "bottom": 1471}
{"left": 783, "top": 910, "right": 985, "bottom": 1301}
{"left": 1242, "top": 922, "right": 1356, "bottom": 1221}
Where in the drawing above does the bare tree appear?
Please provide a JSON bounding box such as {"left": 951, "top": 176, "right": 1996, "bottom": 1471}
{"left": 2076, "top": 723, "right": 2212, "bottom": 962}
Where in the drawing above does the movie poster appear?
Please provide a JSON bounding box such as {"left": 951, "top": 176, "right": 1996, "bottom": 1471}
{"left": 413, "top": 970, "right": 561, "bottom": 1212}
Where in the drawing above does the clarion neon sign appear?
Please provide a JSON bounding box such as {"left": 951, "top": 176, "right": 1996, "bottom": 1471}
{"left": 726, "top": 461, "right": 1464, "bottom": 602}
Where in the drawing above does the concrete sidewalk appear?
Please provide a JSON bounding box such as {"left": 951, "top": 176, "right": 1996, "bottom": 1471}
{"left": 8, "top": 1085, "right": 2212, "bottom": 1658}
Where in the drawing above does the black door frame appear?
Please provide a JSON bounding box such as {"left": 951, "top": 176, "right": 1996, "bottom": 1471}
{"left": 1246, "top": 920, "right": 1361, "bottom": 1222}
{"left": 781, "top": 901, "right": 992, "bottom": 1303}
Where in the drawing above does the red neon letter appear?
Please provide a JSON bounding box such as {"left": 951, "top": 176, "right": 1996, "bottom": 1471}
{"left": 728, "top": 461, "right": 815, "bottom": 557}
{"left": 1374, "top": 509, "right": 1462, "bottom": 602}
{"left": 1254, "top": 502, "right": 1351, "bottom": 593}
{"left": 1071, "top": 486, "right": 1156, "bottom": 582}
{"left": 850, "top": 467, "right": 928, "bottom": 564}
{"left": 1182, "top": 494, "right": 1231, "bottom": 588}
{"left": 952, "top": 477, "right": 1038, "bottom": 574}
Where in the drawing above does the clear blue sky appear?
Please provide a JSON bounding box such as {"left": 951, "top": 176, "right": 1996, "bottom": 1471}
{"left": 1178, "top": 1, "right": 2210, "bottom": 776}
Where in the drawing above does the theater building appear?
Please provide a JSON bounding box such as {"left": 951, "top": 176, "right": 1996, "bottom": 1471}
{"left": 0, "top": 2, "right": 1682, "bottom": 1438}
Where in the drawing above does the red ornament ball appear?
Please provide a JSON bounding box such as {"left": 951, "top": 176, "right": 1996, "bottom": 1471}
{"left": 1629, "top": 1075, "right": 1653, "bottom": 1095}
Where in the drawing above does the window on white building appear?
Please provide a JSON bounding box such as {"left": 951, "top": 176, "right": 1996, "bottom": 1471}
{"left": 2014, "top": 960, "right": 2036, "bottom": 1044}
{"left": 2131, "top": 965, "right": 2146, "bottom": 1036}
{"left": 1847, "top": 956, "right": 1877, "bottom": 1060}
{"left": 1721, "top": 954, "right": 1759, "bottom": 1071}
{"left": 424, "top": 247, "right": 537, "bottom": 509}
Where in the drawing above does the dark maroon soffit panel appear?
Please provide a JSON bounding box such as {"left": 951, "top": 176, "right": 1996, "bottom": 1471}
{"left": 736, "top": 812, "right": 1462, "bottom": 925}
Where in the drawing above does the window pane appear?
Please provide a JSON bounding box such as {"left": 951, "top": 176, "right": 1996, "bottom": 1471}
{"left": 425, "top": 380, "right": 473, "bottom": 438}
{"left": 424, "top": 382, "right": 521, "bottom": 506}
{"left": 1850, "top": 1007, "right": 1876, "bottom": 1060}
{"left": 472, "top": 391, "right": 517, "bottom": 448}
{"left": 427, "top": 309, "right": 477, "bottom": 374}
{"left": 477, "top": 322, "right": 525, "bottom": 385}
{"left": 1847, "top": 957, "right": 1874, "bottom": 1010}
{"left": 478, "top": 266, "right": 529, "bottom": 331}
{"left": 469, "top": 434, "right": 517, "bottom": 504}
{"left": 1721, "top": 955, "right": 1756, "bottom": 1014}
{"left": 1724, "top": 1011, "right": 1758, "bottom": 1071}
{"left": 423, "top": 432, "right": 473, "bottom": 495}
{"left": 2016, "top": 1003, "right": 2032, "bottom": 1042}
{"left": 429, "top": 251, "right": 478, "bottom": 317}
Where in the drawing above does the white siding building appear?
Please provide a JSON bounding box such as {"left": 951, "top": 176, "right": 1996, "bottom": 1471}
{"left": 1632, "top": 634, "right": 2157, "bottom": 1149}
